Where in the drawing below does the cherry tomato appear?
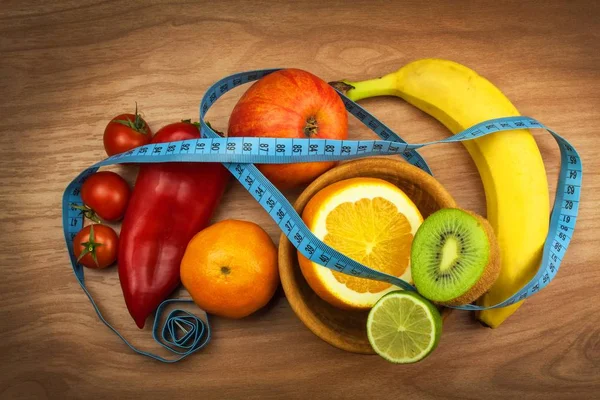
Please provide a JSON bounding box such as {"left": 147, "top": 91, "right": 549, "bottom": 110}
{"left": 73, "top": 224, "right": 119, "bottom": 269}
{"left": 103, "top": 104, "right": 152, "bottom": 156}
{"left": 152, "top": 120, "right": 202, "bottom": 142}
{"left": 80, "top": 171, "right": 130, "bottom": 221}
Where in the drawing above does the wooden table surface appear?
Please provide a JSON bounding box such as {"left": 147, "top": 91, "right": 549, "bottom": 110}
{"left": 1, "top": 1, "right": 599, "bottom": 399}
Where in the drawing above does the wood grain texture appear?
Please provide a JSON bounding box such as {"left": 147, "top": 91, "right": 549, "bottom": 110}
{"left": 0, "top": 0, "right": 598, "bottom": 399}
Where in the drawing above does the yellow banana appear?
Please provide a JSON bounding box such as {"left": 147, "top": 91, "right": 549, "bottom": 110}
{"left": 331, "top": 59, "right": 549, "bottom": 327}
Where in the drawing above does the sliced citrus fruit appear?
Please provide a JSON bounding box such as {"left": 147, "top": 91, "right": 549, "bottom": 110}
{"left": 367, "top": 291, "right": 442, "bottom": 364}
{"left": 298, "top": 177, "right": 423, "bottom": 310}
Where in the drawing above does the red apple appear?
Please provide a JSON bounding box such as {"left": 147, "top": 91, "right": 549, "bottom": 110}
{"left": 228, "top": 68, "right": 348, "bottom": 189}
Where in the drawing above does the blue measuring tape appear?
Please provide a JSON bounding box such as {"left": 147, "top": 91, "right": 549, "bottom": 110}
{"left": 62, "top": 68, "right": 582, "bottom": 362}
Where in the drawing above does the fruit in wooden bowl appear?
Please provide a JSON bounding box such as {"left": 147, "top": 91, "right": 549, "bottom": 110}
{"left": 279, "top": 158, "right": 456, "bottom": 353}
{"left": 297, "top": 176, "right": 423, "bottom": 310}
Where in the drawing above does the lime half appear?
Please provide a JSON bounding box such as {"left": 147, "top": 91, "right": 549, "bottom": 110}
{"left": 367, "top": 291, "right": 442, "bottom": 363}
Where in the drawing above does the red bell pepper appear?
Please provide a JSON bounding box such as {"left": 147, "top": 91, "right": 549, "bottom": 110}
{"left": 118, "top": 121, "right": 229, "bottom": 328}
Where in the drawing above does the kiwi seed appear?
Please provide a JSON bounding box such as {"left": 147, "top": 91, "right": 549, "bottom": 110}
{"left": 410, "top": 208, "right": 501, "bottom": 306}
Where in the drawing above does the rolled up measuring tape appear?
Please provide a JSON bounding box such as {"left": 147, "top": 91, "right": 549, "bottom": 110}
{"left": 62, "top": 69, "right": 582, "bottom": 362}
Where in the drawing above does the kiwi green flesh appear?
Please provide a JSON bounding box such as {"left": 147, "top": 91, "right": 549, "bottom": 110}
{"left": 411, "top": 208, "right": 490, "bottom": 303}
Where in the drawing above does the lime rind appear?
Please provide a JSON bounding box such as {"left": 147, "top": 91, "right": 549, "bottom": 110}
{"left": 367, "top": 291, "right": 442, "bottom": 363}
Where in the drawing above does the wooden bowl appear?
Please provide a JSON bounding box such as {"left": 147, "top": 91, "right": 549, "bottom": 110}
{"left": 279, "top": 158, "right": 457, "bottom": 354}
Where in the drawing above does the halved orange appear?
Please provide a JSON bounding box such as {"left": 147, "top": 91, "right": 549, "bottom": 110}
{"left": 298, "top": 177, "right": 423, "bottom": 310}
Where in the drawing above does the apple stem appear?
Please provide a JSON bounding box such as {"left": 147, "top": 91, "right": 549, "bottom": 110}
{"left": 304, "top": 116, "right": 318, "bottom": 137}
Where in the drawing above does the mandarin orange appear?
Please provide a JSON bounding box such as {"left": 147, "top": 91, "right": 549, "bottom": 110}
{"left": 180, "top": 219, "right": 279, "bottom": 318}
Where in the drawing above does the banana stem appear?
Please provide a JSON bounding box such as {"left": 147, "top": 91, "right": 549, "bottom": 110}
{"left": 330, "top": 73, "right": 397, "bottom": 102}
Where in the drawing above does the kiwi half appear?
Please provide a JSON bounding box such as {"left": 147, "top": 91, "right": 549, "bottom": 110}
{"left": 411, "top": 208, "right": 501, "bottom": 306}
